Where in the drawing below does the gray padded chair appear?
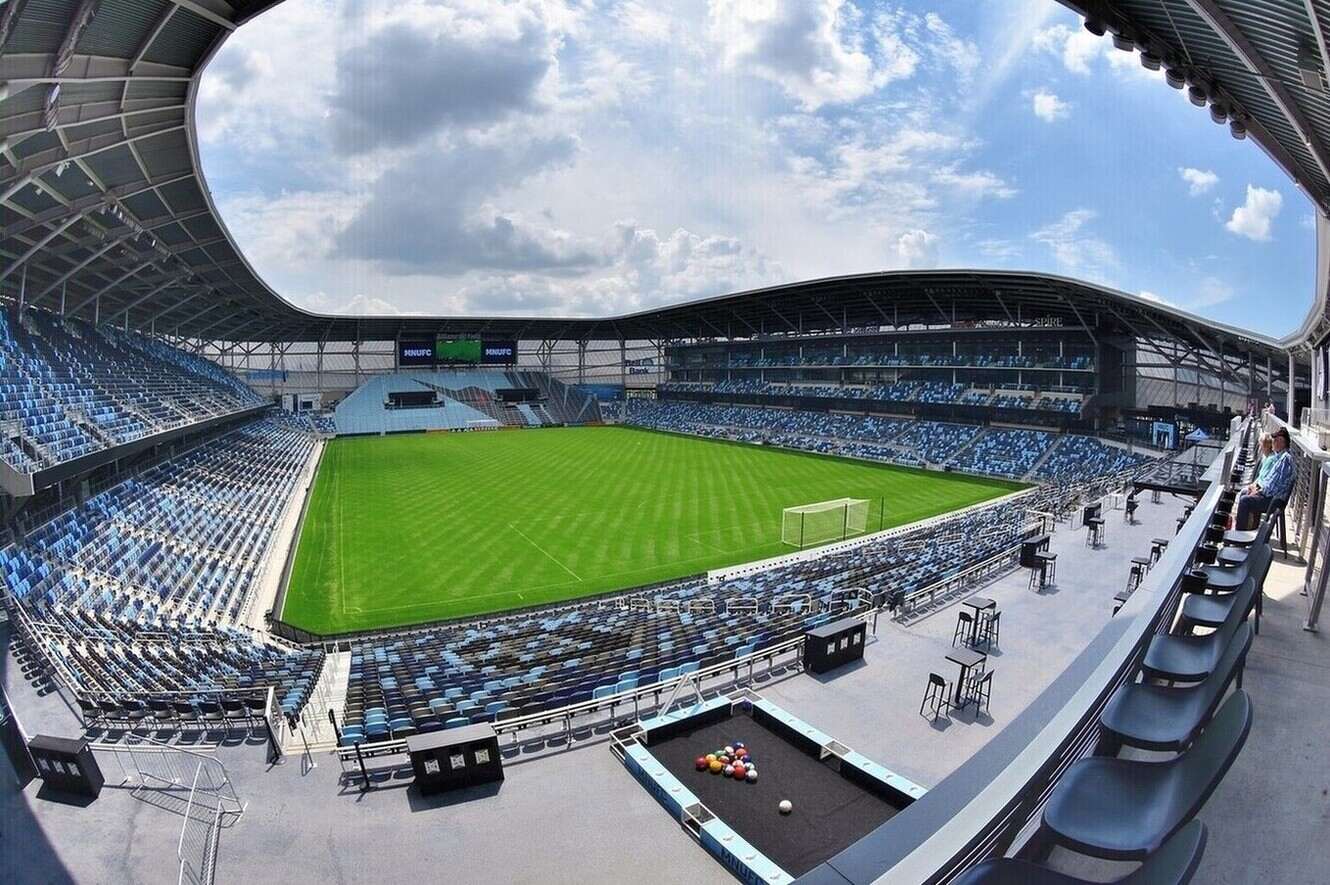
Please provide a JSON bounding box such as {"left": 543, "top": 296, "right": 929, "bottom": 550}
{"left": 1142, "top": 578, "right": 1256, "bottom": 683}
{"left": 1196, "top": 540, "right": 1268, "bottom": 592}
{"left": 1219, "top": 513, "right": 1276, "bottom": 553}
{"left": 1193, "top": 541, "right": 1273, "bottom": 635}
{"left": 1042, "top": 692, "right": 1251, "bottom": 861}
{"left": 1182, "top": 570, "right": 1266, "bottom": 636}
{"left": 1100, "top": 623, "right": 1253, "bottom": 752}
{"left": 951, "top": 821, "right": 1207, "bottom": 885}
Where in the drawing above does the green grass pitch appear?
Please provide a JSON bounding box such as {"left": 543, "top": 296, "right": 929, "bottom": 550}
{"left": 280, "top": 426, "right": 1023, "bottom": 634}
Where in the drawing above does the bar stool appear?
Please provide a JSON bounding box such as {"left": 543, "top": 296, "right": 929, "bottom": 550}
{"left": 1036, "top": 551, "right": 1057, "bottom": 587}
{"left": 952, "top": 610, "right": 975, "bottom": 647}
{"left": 1126, "top": 556, "right": 1151, "bottom": 593}
{"left": 974, "top": 610, "right": 1001, "bottom": 651}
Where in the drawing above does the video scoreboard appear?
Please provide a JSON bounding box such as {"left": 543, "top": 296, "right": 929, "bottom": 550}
{"left": 398, "top": 337, "right": 518, "bottom": 367}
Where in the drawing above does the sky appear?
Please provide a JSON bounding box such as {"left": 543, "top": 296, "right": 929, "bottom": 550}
{"left": 196, "top": 0, "right": 1318, "bottom": 337}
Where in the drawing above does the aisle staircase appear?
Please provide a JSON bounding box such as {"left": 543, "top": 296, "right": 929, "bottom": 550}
{"left": 283, "top": 650, "right": 350, "bottom": 752}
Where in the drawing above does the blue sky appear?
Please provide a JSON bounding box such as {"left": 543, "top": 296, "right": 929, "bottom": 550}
{"left": 197, "top": 0, "right": 1316, "bottom": 336}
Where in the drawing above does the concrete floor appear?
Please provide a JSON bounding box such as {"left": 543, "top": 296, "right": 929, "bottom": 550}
{"left": 10, "top": 492, "right": 1302, "bottom": 885}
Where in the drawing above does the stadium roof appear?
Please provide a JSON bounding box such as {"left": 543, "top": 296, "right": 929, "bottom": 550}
{"left": 0, "top": 0, "right": 1320, "bottom": 353}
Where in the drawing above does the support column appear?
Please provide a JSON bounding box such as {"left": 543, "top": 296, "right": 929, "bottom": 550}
{"left": 1289, "top": 351, "right": 1297, "bottom": 425}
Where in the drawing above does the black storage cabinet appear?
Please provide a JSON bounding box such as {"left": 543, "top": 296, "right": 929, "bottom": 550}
{"left": 28, "top": 735, "right": 104, "bottom": 799}
{"left": 804, "top": 617, "right": 867, "bottom": 674}
{"left": 408, "top": 724, "right": 503, "bottom": 794}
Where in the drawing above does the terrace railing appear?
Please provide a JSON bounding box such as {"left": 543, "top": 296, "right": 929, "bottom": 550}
{"left": 796, "top": 418, "right": 1246, "bottom": 883}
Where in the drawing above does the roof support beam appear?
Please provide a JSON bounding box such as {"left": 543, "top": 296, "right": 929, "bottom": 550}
{"left": 165, "top": 0, "right": 237, "bottom": 31}
{"left": 30, "top": 232, "right": 135, "bottom": 302}
{"left": 2, "top": 172, "right": 195, "bottom": 240}
{"left": 150, "top": 287, "right": 206, "bottom": 324}
{"left": 0, "top": 124, "right": 186, "bottom": 191}
{"left": 130, "top": 7, "right": 176, "bottom": 71}
{"left": 66, "top": 260, "right": 154, "bottom": 316}
{"left": 0, "top": 212, "right": 84, "bottom": 284}
{"left": 54, "top": 0, "right": 100, "bottom": 79}
{"left": 114, "top": 274, "right": 188, "bottom": 317}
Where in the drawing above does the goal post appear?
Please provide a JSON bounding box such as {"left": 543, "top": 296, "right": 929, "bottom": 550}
{"left": 781, "top": 498, "right": 870, "bottom": 549}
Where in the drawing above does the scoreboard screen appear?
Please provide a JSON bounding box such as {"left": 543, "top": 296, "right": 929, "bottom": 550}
{"left": 436, "top": 338, "right": 482, "bottom": 364}
{"left": 399, "top": 338, "right": 519, "bottom": 366}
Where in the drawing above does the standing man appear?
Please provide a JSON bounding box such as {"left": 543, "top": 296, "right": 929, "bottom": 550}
{"left": 1235, "top": 426, "right": 1295, "bottom": 530}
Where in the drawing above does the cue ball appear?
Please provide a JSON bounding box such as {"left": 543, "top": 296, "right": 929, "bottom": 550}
{"left": 779, "top": 800, "right": 793, "bottom": 814}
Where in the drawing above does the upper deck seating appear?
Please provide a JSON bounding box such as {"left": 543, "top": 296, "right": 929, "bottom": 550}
{"left": 0, "top": 307, "right": 264, "bottom": 473}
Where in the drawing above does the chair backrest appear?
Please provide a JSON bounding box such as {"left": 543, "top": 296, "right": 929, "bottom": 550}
{"left": 1122, "top": 820, "right": 1208, "bottom": 885}
{"left": 1214, "top": 576, "right": 1259, "bottom": 645}
{"left": 929, "top": 672, "right": 947, "bottom": 688}
{"left": 1166, "top": 691, "right": 1252, "bottom": 827}
{"left": 1196, "top": 623, "right": 1254, "bottom": 719}
{"left": 958, "top": 611, "right": 973, "bottom": 624}
{"left": 1249, "top": 542, "right": 1275, "bottom": 591}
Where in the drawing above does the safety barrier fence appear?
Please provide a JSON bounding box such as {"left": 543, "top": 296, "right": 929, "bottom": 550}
{"left": 83, "top": 734, "right": 244, "bottom": 885}
{"left": 177, "top": 763, "right": 223, "bottom": 885}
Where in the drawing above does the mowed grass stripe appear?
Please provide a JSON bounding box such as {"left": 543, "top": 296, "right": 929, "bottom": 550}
{"left": 281, "top": 426, "right": 1022, "bottom": 634}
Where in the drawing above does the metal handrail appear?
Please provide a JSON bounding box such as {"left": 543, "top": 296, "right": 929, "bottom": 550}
{"left": 91, "top": 734, "right": 245, "bottom": 818}
{"left": 896, "top": 541, "right": 1027, "bottom": 614}
{"left": 177, "top": 762, "right": 223, "bottom": 885}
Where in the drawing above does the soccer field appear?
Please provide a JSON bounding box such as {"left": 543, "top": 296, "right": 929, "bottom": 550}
{"left": 280, "top": 426, "right": 1022, "bottom": 634}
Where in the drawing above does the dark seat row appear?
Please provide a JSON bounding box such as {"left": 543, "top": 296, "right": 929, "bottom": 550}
{"left": 956, "top": 472, "right": 1268, "bottom": 882}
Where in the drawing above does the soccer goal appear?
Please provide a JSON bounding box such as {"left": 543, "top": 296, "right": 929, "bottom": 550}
{"left": 781, "top": 498, "right": 871, "bottom": 549}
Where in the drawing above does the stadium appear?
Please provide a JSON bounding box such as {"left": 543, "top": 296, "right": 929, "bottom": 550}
{"left": 1, "top": 1, "right": 1330, "bottom": 883}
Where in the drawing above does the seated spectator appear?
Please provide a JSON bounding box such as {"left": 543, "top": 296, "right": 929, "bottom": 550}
{"left": 1252, "top": 432, "right": 1273, "bottom": 480}
{"left": 1235, "top": 426, "right": 1294, "bottom": 529}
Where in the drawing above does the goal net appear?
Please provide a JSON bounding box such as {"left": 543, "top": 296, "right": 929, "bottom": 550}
{"left": 781, "top": 498, "right": 870, "bottom": 549}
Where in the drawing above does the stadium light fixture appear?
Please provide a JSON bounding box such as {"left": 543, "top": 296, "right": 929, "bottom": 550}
{"left": 1165, "top": 68, "right": 1187, "bottom": 90}
{"left": 1230, "top": 120, "right": 1248, "bottom": 139}
{"left": 1140, "top": 51, "right": 1162, "bottom": 71}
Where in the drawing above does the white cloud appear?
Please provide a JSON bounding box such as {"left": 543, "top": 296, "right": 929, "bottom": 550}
{"left": 1191, "top": 276, "right": 1235, "bottom": 308}
{"left": 1138, "top": 290, "right": 1174, "bottom": 307}
{"left": 931, "top": 167, "right": 1017, "bottom": 199}
{"left": 1030, "top": 208, "right": 1118, "bottom": 281}
{"left": 708, "top": 0, "right": 917, "bottom": 110}
{"left": 1031, "top": 89, "right": 1070, "bottom": 122}
{"left": 305, "top": 292, "right": 420, "bottom": 316}
{"left": 896, "top": 229, "right": 940, "bottom": 268}
{"left": 1031, "top": 22, "right": 1158, "bottom": 82}
{"left": 1179, "top": 167, "right": 1218, "bottom": 196}
{"left": 976, "top": 238, "right": 1021, "bottom": 261}
{"left": 1031, "top": 24, "right": 1104, "bottom": 75}
{"left": 1225, "top": 185, "right": 1283, "bottom": 241}
{"left": 452, "top": 221, "right": 785, "bottom": 316}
